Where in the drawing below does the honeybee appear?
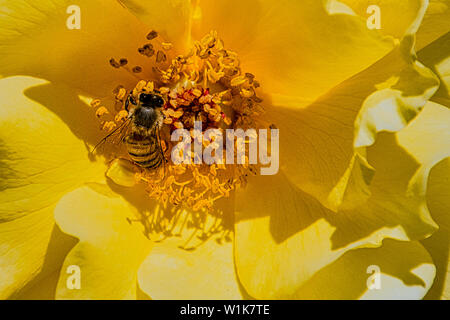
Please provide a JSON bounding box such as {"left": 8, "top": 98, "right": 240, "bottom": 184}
{"left": 93, "top": 91, "right": 166, "bottom": 170}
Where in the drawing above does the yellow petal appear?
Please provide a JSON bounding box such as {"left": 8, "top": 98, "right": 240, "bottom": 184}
{"left": 138, "top": 237, "right": 242, "bottom": 300}
{"left": 294, "top": 240, "right": 435, "bottom": 300}
{"left": 0, "top": 0, "right": 153, "bottom": 97}
{"left": 119, "top": 0, "right": 192, "bottom": 51}
{"left": 234, "top": 171, "right": 435, "bottom": 299}
{"left": 418, "top": 32, "right": 450, "bottom": 108}
{"left": 0, "top": 76, "right": 104, "bottom": 298}
{"left": 339, "top": 0, "right": 428, "bottom": 39}
{"left": 398, "top": 102, "right": 450, "bottom": 170}
{"left": 194, "top": 1, "right": 438, "bottom": 213}
{"left": 194, "top": 0, "right": 402, "bottom": 106}
{"left": 416, "top": 0, "right": 450, "bottom": 50}
{"left": 359, "top": 131, "right": 438, "bottom": 240}
{"left": 11, "top": 255, "right": 71, "bottom": 300}
{"left": 106, "top": 159, "right": 137, "bottom": 188}
{"left": 422, "top": 158, "right": 450, "bottom": 300}
{"left": 272, "top": 41, "right": 438, "bottom": 211}
{"left": 393, "top": 101, "right": 450, "bottom": 299}
{"left": 137, "top": 198, "right": 242, "bottom": 300}
{"left": 54, "top": 185, "right": 152, "bottom": 300}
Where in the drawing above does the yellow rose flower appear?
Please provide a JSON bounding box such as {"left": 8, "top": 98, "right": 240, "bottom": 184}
{"left": 0, "top": 0, "right": 449, "bottom": 300}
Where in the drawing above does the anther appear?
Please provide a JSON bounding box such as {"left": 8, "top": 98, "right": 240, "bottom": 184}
{"left": 156, "top": 50, "right": 167, "bottom": 63}
{"left": 139, "top": 44, "right": 155, "bottom": 57}
{"left": 146, "top": 30, "right": 158, "bottom": 40}
{"left": 102, "top": 121, "right": 117, "bottom": 131}
{"left": 132, "top": 66, "right": 143, "bottom": 73}
{"left": 115, "top": 87, "right": 127, "bottom": 100}
{"left": 162, "top": 42, "right": 173, "bottom": 51}
{"left": 90, "top": 99, "right": 101, "bottom": 108}
{"left": 109, "top": 58, "right": 121, "bottom": 68}
{"left": 95, "top": 106, "right": 109, "bottom": 117}
{"left": 119, "top": 58, "right": 128, "bottom": 66}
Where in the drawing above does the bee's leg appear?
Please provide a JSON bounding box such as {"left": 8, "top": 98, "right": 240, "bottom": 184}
{"left": 157, "top": 126, "right": 167, "bottom": 180}
{"left": 125, "top": 93, "right": 137, "bottom": 112}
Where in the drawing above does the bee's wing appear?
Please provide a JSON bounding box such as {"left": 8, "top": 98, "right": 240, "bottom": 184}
{"left": 91, "top": 118, "right": 132, "bottom": 154}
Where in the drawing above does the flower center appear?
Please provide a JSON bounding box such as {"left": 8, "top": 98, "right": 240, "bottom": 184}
{"left": 91, "top": 31, "right": 270, "bottom": 247}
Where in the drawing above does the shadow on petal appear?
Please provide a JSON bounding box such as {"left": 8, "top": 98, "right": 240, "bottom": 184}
{"left": 10, "top": 225, "right": 78, "bottom": 300}
{"left": 418, "top": 32, "right": 450, "bottom": 107}
{"left": 331, "top": 132, "right": 437, "bottom": 250}
{"left": 235, "top": 140, "right": 436, "bottom": 298}
{"left": 24, "top": 82, "right": 104, "bottom": 148}
{"left": 266, "top": 39, "right": 438, "bottom": 214}
{"left": 0, "top": 0, "right": 155, "bottom": 97}
{"left": 422, "top": 158, "right": 450, "bottom": 299}
{"left": 294, "top": 240, "right": 435, "bottom": 300}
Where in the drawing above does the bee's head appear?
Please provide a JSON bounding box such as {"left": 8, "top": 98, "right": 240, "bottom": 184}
{"left": 127, "top": 92, "right": 163, "bottom": 130}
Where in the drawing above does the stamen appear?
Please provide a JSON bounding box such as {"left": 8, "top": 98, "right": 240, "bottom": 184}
{"left": 92, "top": 31, "right": 274, "bottom": 248}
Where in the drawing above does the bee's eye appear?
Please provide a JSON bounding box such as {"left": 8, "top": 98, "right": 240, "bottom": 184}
{"left": 152, "top": 95, "right": 164, "bottom": 106}
{"left": 139, "top": 93, "right": 164, "bottom": 107}
{"left": 139, "top": 93, "right": 151, "bottom": 104}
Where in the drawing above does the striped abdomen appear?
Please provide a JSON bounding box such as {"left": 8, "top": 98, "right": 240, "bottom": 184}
{"left": 125, "top": 134, "right": 163, "bottom": 169}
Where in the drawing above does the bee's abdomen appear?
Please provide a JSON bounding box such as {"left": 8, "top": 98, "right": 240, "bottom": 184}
{"left": 125, "top": 135, "right": 163, "bottom": 169}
